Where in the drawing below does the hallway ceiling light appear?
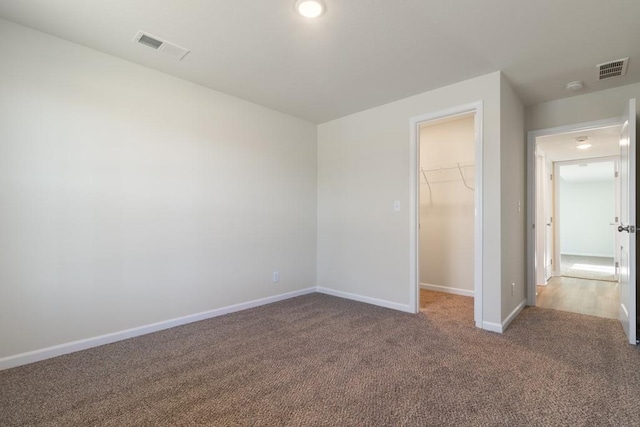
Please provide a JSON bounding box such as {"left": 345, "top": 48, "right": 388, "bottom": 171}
{"left": 565, "top": 80, "right": 584, "bottom": 91}
{"left": 295, "top": 0, "right": 325, "bottom": 18}
{"left": 577, "top": 143, "right": 592, "bottom": 150}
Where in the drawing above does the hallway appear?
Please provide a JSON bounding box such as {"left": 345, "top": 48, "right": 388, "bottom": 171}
{"left": 536, "top": 276, "right": 619, "bottom": 319}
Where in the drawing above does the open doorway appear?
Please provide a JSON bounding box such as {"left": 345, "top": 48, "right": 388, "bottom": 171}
{"left": 532, "top": 124, "right": 621, "bottom": 319}
{"left": 556, "top": 159, "right": 617, "bottom": 282}
{"left": 410, "top": 102, "right": 483, "bottom": 327}
{"left": 418, "top": 113, "right": 475, "bottom": 321}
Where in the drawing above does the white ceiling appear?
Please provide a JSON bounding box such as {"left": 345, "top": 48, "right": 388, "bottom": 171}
{"left": 537, "top": 126, "right": 621, "bottom": 162}
{"left": 559, "top": 162, "right": 614, "bottom": 183}
{"left": 1, "top": 0, "right": 640, "bottom": 123}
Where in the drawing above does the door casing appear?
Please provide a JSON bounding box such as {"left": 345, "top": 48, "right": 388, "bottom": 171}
{"left": 526, "top": 117, "right": 624, "bottom": 306}
{"left": 409, "top": 101, "right": 483, "bottom": 327}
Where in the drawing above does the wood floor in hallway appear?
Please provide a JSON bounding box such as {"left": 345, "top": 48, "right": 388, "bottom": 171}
{"left": 536, "top": 276, "right": 619, "bottom": 319}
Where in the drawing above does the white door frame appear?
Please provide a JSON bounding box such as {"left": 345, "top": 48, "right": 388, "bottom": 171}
{"left": 526, "top": 117, "right": 623, "bottom": 306}
{"left": 409, "top": 101, "right": 483, "bottom": 327}
{"left": 553, "top": 156, "right": 619, "bottom": 278}
{"left": 534, "top": 148, "right": 552, "bottom": 285}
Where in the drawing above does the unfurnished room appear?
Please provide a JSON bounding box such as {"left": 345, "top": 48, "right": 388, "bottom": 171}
{"left": 1, "top": 1, "right": 640, "bottom": 425}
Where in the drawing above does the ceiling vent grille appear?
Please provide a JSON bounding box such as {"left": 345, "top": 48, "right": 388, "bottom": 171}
{"left": 133, "top": 31, "right": 190, "bottom": 60}
{"left": 596, "top": 57, "right": 628, "bottom": 80}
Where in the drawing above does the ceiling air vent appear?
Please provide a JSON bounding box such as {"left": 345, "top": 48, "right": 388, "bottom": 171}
{"left": 596, "top": 57, "right": 628, "bottom": 80}
{"left": 133, "top": 31, "right": 190, "bottom": 60}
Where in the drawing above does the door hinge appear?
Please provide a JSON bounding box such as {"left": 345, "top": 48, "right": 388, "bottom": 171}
{"left": 550, "top": 173, "right": 553, "bottom": 181}
{"left": 631, "top": 225, "right": 636, "bottom": 233}
{"left": 615, "top": 171, "right": 619, "bottom": 178}
{"left": 616, "top": 216, "right": 619, "bottom": 223}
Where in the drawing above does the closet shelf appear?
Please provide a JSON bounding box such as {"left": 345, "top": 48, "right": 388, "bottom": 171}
{"left": 420, "top": 161, "right": 475, "bottom": 191}
{"left": 421, "top": 161, "right": 474, "bottom": 172}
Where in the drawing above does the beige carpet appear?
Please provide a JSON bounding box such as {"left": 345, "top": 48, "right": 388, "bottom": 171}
{"left": 1, "top": 292, "right": 640, "bottom": 426}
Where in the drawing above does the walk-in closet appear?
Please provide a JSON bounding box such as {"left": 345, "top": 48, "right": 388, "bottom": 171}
{"left": 419, "top": 113, "right": 475, "bottom": 313}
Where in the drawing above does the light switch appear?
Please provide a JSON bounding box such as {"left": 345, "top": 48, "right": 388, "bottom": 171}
{"left": 393, "top": 200, "right": 401, "bottom": 212}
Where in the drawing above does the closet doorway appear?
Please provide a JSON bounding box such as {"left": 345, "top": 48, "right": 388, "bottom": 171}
{"left": 410, "top": 102, "right": 483, "bottom": 327}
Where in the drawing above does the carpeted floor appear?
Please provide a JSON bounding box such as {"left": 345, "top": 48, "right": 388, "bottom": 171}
{"left": 1, "top": 292, "right": 640, "bottom": 426}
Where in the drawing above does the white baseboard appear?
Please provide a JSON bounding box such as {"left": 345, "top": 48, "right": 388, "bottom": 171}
{"left": 481, "top": 321, "right": 503, "bottom": 333}
{"left": 560, "top": 252, "right": 614, "bottom": 258}
{"left": 420, "top": 283, "right": 474, "bottom": 297}
{"left": 482, "top": 298, "right": 527, "bottom": 333}
{"left": 316, "top": 287, "right": 413, "bottom": 313}
{"left": 502, "top": 298, "right": 527, "bottom": 331}
{"left": 0, "top": 287, "right": 316, "bottom": 371}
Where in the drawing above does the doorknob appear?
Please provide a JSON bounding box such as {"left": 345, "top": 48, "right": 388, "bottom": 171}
{"left": 618, "top": 225, "right": 636, "bottom": 233}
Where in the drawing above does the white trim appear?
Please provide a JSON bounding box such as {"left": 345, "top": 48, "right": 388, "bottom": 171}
{"left": 552, "top": 155, "right": 619, "bottom": 167}
{"left": 553, "top": 156, "right": 619, "bottom": 272}
{"left": 316, "top": 287, "right": 413, "bottom": 313}
{"left": 409, "top": 101, "right": 484, "bottom": 327}
{"left": 482, "top": 298, "right": 527, "bottom": 333}
{"left": 0, "top": 287, "right": 316, "bottom": 371}
{"left": 560, "top": 252, "right": 615, "bottom": 258}
{"left": 482, "top": 321, "right": 503, "bottom": 333}
{"left": 553, "top": 161, "right": 561, "bottom": 279}
{"left": 526, "top": 117, "right": 624, "bottom": 307}
{"left": 502, "top": 298, "right": 527, "bottom": 331}
{"left": 420, "top": 283, "right": 474, "bottom": 297}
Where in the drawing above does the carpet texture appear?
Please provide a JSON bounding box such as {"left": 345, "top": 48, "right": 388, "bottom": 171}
{"left": 1, "top": 292, "right": 640, "bottom": 426}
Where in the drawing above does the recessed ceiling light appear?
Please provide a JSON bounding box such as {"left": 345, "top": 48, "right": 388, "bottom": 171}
{"left": 295, "top": 0, "right": 325, "bottom": 18}
{"left": 577, "top": 143, "right": 592, "bottom": 150}
{"left": 565, "top": 81, "right": 584, "bottom": 91}
{"left": 575, "top": 136, "right": 589, "bottom": 143}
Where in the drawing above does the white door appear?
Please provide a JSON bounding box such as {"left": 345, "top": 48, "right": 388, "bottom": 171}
{"left": 544, "top": 157, "right": 553, "bottom": 280}
{"left": 614, "top": 159, "right": 621, "bottom": 281}
{"left": 618, "top": 98, "right": 636, "bottom": 345}
{"left": 535, "top": 153, "right": 546, "bottom": 284}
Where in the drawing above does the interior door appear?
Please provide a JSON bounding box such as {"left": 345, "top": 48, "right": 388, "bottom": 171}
{"left": 614, "top": 159, "right": 621, "bottom": 281}
{"left": 618, "top": 98, "right": 636, "bottom": 345}
{"left": 535, "top": 154, "right": 545, "bottom": 284}
{"left": 544, "top": 157, "right": 553, "bottom": 280}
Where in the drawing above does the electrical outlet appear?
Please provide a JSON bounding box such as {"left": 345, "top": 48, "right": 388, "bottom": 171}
{"left": 272, "top": 272, "right": 280, "bottom": 283}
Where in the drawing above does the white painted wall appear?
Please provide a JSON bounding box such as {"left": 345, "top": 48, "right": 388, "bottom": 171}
{"left": 526, "top": 82, "right": 640, "bottom": 131}
{"left": 500, "top": 74, "right": 526, "bottom": 320}
{"left": 419, "top": 116, "right": 475, "bottom": 293}
{"left": 559, "top": 176, "right": 615, "bottom": 257}
{"left": 317, "top": 72, "right": 504, "bottom": 325}
{"left": 0, "top": 20, "right": 317, "bottom": 360}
